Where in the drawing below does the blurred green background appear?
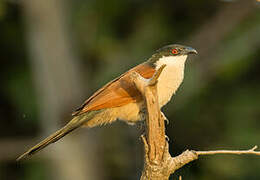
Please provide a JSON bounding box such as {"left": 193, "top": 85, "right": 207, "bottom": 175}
{"left": 0, "top": 0, "right": 260, "bottom": 179}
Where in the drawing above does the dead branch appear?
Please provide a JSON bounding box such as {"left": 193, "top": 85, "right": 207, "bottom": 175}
{"left": 130, "top": 66, "right": 260, "bottom": 180}
{"left": 196, "top": 145, "right": 260, "bottom": 156}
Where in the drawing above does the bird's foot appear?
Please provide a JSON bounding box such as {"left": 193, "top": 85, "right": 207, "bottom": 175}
{"left": 160, "top": 112, "right": 169, "bottom": 125}
{"left": 165, "top": 135, "right": 170, "bottom": 142}
{"left": 165, "top": 118, "right": 169, "bottom": 125}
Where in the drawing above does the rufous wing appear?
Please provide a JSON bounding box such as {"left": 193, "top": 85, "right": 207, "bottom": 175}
{"left": 72, "top": 62, "right": 155, "bottom": 116}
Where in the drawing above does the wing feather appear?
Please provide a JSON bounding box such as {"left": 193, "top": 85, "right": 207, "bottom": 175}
{"left": 72, "top": 63, "right": 155, "bottom": 116}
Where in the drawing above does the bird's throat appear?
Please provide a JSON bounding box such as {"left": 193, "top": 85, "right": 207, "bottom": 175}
{"left": 155, "top": 55, "right": 187, "bottom": 107}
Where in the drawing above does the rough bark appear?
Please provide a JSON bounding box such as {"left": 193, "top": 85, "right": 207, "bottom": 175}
{"left": 130, "top": 65, "right": 260, "bottom": 180}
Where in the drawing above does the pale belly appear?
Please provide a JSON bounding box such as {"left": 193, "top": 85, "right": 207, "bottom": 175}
{"left": 156, "top": 67, "right": 184, "bottom": 107}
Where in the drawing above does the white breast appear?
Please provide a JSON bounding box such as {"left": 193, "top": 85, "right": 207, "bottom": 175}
{"left": 155, "top": 55, "right": 187, "bottom": 107}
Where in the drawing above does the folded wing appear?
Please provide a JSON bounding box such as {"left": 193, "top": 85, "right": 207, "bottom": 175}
{"left": 72, "top": 63, "right": 155, "bottom": 116}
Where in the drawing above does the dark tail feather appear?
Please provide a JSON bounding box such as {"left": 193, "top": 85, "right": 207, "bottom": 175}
{"left": 17, "top": 110, "right": 101, "bottom": 161}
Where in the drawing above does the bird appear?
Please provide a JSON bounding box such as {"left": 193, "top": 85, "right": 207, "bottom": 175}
{"left": 17, "top": 44, "right": 197, "bottom": 161}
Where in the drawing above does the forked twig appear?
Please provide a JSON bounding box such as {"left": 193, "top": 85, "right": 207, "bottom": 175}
{"left": 130, "top": 66, "right": 260, "bottom": 180}
{"left": 196, "top": 145, "right": 260, "bottom": 156}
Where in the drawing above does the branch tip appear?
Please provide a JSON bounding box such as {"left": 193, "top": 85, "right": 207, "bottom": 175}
{"left": 251, "top": 145, "right": 258, "bottom": 151}
{"left": 148, "top": 64, "right": 166, "bottom": 86}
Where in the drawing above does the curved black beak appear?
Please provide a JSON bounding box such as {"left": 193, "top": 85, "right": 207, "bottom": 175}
{"left": 186, "top": 46, "right": 198, "bottom": 55}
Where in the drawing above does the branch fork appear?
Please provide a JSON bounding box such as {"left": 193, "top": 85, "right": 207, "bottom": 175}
{"left": 130, "top": 65, "right": 260, "bottom": 180}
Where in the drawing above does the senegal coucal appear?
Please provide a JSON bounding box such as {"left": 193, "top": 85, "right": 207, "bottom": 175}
{"left": 17, "top": 44, "right": 197, "bottom": 161}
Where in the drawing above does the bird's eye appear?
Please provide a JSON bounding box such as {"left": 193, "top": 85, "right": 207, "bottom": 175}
{"left": 171, "top": 49, "right": 178, "bottom": 54}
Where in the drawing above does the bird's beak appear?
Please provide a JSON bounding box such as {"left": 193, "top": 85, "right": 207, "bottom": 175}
{"left": 186, "top": 47, "right": 198, "bottom": 55}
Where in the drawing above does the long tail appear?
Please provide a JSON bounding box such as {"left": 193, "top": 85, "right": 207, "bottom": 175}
{"left": 17, "top": 110, "right": 101, "bottom": 161}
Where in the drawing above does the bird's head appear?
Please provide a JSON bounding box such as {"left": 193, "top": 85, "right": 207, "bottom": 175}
{"left": 156, "top": 44, "right": 197, "bottom": 56}
{"left": 148, "top": 44, "right": 197, "bottom": 67}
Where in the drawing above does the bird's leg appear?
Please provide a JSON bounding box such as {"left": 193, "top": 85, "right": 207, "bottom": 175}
{"left": 135, "top": 107, "right": 147, "bottom": 133}
{"left": 136, "top": 120, "right": 146, "bottom": 133}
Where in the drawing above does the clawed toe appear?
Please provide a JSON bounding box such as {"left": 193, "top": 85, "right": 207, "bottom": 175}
{"left": 165, "top": 135, "right": 170, "bottom": 141}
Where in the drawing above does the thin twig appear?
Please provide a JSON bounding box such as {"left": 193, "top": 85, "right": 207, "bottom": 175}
{"left": 132, "top": 67, "right": 260, "bottom": 179}
{"left": 196, "top": 145, "right": 260, "bottom": 156}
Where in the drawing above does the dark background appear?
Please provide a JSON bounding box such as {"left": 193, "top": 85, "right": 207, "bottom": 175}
{"left": 1, "top": 0, "right": 260, "bottom": 179}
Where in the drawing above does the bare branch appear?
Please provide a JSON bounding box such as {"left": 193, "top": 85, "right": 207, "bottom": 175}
{"left": 131, "top": 69, "right": 260, "bottom": 179}
{"left": 196, "top": 146, "right": 260, "bottom": 156}
{"left": 148, "top": 64, "right": 166, "bottom": 86}
{"left": 168, "top": 150, "right": 198, "bottom": 174}
{"left": 131, "top": 65, "right": 167, "bottom": 164}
